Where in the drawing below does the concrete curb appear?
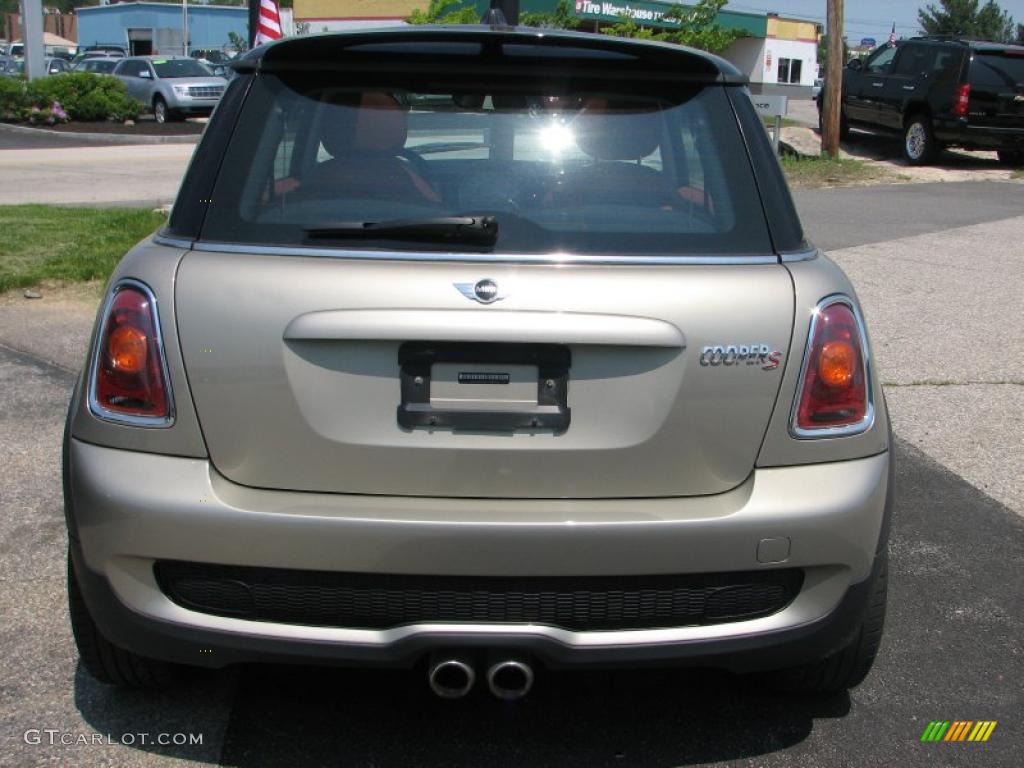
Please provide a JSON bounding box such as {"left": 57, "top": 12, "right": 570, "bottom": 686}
{"left": 0, "top": 121, "right": 200, "bottom": 145}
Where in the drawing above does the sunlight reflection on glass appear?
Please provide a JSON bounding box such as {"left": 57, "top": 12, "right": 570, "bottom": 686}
{"left": 538, "top": 121, "right": 575, "bottom": 156}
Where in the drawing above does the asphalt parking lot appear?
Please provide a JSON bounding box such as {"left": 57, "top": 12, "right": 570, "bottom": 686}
{"left": 1, "top": 171, "right": 1022, "bottom": 764}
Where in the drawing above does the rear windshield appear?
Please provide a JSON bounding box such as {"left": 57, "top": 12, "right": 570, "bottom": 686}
{"left": 970, "top": 52, "right": 1024, "bottom": 88}
{"left": 153, "top": 59, "right": 211, "bottom": 79}
{"left": 201, "top": 74, "right": 773, "bottom": 255}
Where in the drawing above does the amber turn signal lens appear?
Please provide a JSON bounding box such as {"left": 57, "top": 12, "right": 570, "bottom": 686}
{"left": 817, "top": 340, "right": 856, "bottom": 388}
{"left": 108, "top": 326, "right": 148, "bottom": 375}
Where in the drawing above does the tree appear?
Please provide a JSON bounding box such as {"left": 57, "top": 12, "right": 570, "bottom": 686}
{"left": 918, "top": 0, "right": 1017, "bottom": 43}
{"left": 228, "top": 31, "right": 248, "bottom": 53}
{"left": 407, "top": 0, "right": 479, "bottom": 25}
{"left": 602, "top": 0, "right": 745, "bottom": 54}
{"left": 1017, "top": 22, "right": 1024, "bottom": 41}
{"left": 521, "top": 0, "right": 580, "bottom": 30}
{"left": 817, "top": 33, "right": 849, "bottom": 73}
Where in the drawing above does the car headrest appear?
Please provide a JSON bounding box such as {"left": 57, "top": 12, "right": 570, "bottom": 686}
{"left": 574, "top": 98, "right": 662, "bottom": 162}
{"left": 319, "top": 92, "right": 408, "bottom": 157}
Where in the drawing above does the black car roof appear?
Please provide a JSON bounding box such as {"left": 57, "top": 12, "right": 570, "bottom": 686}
{"left": 233, "top": 25, "right": 746, "bottom": 84}
{"left": 911, "top": 36, "right": 1024, "bottom": 53}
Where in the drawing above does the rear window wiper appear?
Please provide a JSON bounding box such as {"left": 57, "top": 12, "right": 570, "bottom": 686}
{"left": 304, "top": 216, "right": 498, "bottom": 246}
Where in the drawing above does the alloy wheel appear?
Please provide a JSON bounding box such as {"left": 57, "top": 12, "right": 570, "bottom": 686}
{"left": 905, "top": 123, "right": 927, "bottom": 161}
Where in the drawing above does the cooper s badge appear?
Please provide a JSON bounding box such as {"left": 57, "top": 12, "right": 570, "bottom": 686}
{"left": 700, "top": 344, "right": 783, "bottom": 371}
{"left": 455, "top": 279, "right": 507, "bottom": 305}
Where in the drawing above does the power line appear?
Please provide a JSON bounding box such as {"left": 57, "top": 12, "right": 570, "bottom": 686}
{"left": 724, "top": 2, "right": 920, "bottom": 28}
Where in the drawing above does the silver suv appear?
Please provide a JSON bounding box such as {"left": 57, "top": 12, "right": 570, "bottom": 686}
{"left": 66, "top": 27, "right": 892, "bottom": 699}
{"left": 113, "top": 55, "right": 226, "bottom": 123}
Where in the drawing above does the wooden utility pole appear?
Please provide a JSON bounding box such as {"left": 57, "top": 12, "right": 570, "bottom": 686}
{"left": 822, "top": 0, "right": 844, "bottom": 157}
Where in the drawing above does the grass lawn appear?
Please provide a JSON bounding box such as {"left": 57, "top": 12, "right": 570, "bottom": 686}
{"left": 762, "top": 117, "right": 803, "bottom": 129}
{"left": 0, "top": 205, "right": 166, "bottom": 294}
{"left": 780, "top": 155, "right": 905, "bottom": 189}
{"left": 1013, "top": 169, "right": 1024, "bottom": 180}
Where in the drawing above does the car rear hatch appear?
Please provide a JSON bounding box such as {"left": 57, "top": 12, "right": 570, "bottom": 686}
{"left": 968, "top": 49, "right": 1024, "bottom": 128}
{"left": 169, "top": 29, "right": 801, "bottom": 499}
{"left": 176, "top": 256, "right": 793, "bottom": 498}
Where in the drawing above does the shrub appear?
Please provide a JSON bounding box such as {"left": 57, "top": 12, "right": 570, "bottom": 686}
{"left": 0, "top": 76, "right": 28, "bottom": 120}
{"left": 25, "top": 72, "right": 141, "bottom": 122}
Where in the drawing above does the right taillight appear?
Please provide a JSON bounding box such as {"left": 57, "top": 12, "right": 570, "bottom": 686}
{"left": 792, "top": 296, "right": 873, "bottom": 437}
{"left": 954, "top": 83, "right": 971, "bottom": 118}
{"left": 89, "top": 280, "right": 173, "bottom": 425}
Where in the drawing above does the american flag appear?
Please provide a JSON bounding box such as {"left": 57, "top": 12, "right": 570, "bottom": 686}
{"left": 255, "top": 0, "right": 284, "bottom": 46}
{"left": 887, "top": 22, "right": 898, "bottom": 46}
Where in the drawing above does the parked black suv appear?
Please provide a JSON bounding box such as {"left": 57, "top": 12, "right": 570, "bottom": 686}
{"left": 820, "top": 37, "right": 1024, "bottom": 165}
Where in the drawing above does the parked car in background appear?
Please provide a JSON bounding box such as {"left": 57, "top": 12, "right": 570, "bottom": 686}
{"left": 0, "top": 56, "right": 68, "bottom": 77}
{"left": 66, "top": 27, "right": 892, "bottom": 699}
{"left": 812, "top": 76, "right": 824, "bottom": 100}
{"left": 190, "top": 49, "right": 233, "bottom": 65}
{"left": 72, "top": 48, "right": 126, "bottom": 67}
{"left": 0, "top": 55, "right": 22, "bottom": 77}
{"left": 82, "top": 44, "right": 127, "bottom": 57}
{"left": 819, "top": 37, "right": 1024, "bottom": 165}
{"left": 44, "top": 57, "right": 69, "bottom": 75}
{"left": 113, "top": 55, "right": 227, "bottom": 123}
{"left": 72, "top": 56, "right": 120, "bottom": 74}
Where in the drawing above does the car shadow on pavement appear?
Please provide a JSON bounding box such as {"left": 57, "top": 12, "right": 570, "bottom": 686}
{"left": 71, "top": 662, "right": 238, "bottom": 763}
{"left": 836, "top": 128, "right": 1006, "bottom": 171}
{"left": 215, "top": 664, "right": 849, "bottom": 767}
{"left": 72, "top": 660, "right": 848, "bottom": 766}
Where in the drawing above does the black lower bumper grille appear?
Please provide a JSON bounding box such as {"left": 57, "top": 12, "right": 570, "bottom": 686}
{"left": 154, "top": 562, "right": 802, "bottom": 632}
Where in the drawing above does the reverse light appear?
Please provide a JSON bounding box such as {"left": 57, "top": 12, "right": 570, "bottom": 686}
{"left": 792, "top": 296, "right": 872, "bottom": 437}
{"left": 89, "top": 281, "right": 173, "bottom": 425}
{"left": 954, "top": 83, "right": 971, "bottom": 118}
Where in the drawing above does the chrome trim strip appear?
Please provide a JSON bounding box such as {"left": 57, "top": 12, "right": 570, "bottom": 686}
{"left": 779, "top": 247, "right": 819, "bottom": 263}
{"left": 189, "top": 240, "right": 780, "bottom": 266}
{"left": 152, "top": 233, "right": 193, "bottom": 249}
{"left": 788, "top": 294, "right": 875, "bottom": 440}
{"left": 87, "top": 279, "right": 177, "bottom": 428}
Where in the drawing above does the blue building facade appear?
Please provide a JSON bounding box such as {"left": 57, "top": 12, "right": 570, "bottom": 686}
{"left": 77, "top": 3, "right": 247, "bottom": 56}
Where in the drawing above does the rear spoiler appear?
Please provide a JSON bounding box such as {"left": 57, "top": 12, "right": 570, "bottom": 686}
{"left": 231, "top": 26, "right": 746, "bottom": 86}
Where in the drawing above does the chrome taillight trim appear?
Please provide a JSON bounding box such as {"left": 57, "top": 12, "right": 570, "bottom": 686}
{"left": 88, "top": 278, "right": 176, "bottom": 428}
{"left": 789, "top": 294, "right": 875, "bottom": 440}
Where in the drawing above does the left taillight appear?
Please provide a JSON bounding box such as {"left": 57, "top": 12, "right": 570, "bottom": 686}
{"left": 954, "top": 83, "right": 971, "bottom": 118}
{"left": 791, "top": 295, "right": 873, "bottom": 438}
{"left": 89, "top": 280, "right": 173, "bottom": 425}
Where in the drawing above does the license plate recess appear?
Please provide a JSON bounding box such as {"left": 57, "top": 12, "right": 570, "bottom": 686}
{"left": 398, "top": 342, "right": 570, "bottom": 432}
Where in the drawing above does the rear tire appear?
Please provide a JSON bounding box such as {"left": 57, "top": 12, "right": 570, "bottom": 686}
{"left": 903, "top": 115, "right": 937, "bottom": 165}
{"left": 760, "top": 551, "right": 888, "bottom": 693}
{"left": 997, "top": 150, "right": 1024, "bottom": 167}
{"left": 68, "top": 548, "right": 178, "bottom": 688}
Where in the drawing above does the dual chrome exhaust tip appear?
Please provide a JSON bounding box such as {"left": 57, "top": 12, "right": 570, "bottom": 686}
{"left": 427, "top": 654, "right": 534, "bottom": 700}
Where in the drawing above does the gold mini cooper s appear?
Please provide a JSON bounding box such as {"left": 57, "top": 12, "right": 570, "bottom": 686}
{"left": 64, "top": 26, "right": 891, "bottom": 699}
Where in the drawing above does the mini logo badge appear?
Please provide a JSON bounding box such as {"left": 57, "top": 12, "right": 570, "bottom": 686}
{"left": 454, "top": 279, "right": 506, "bottom": 305}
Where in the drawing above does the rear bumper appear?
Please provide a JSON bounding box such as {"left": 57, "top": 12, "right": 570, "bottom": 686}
{"left": 934, "top": 121, "right": 1024, "bottom": 150}
{"left": 66, "top": 439, "right": 891, "bottom": 671}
